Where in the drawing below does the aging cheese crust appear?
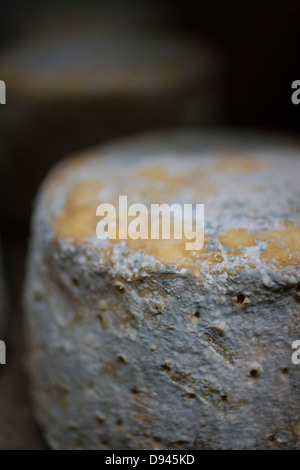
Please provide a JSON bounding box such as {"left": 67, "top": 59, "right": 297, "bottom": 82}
{"left": 25, "top": 131, "right": 300, "bottom": 449}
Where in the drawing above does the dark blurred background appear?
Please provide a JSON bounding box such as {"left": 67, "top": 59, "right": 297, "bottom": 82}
{"left": 1, "top": 0, "right": 299, "bottom": 129}
{"left": 0, "top": 0, "right": 299, "bottom": 449}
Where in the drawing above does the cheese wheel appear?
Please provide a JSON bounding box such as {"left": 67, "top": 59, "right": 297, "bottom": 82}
{"left": 24, "top": 130, "right": 300, "bottom": 449}
{"left": 1, "top": 19, "right": 221, "bottom": 233}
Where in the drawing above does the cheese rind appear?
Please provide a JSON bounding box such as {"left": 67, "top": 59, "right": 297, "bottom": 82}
{"left": 25, "top": 131, "right": 300, "bottom": 449}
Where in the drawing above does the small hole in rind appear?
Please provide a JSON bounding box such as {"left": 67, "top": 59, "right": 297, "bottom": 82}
{"left": 117, "top": 355, "right": 127, "bottom": 364}
{"left": 295, "top": 284, "right": 300, "bottom": 302}
{"left": 160, "top": 362, "right": 171, "bottom": 372}
{"left": 250, "top": 369, "right": 260, "bottom": 378}
{"left": 194, "top": 311, "right": 200, "bottom": 318}
{"left": 72, "top": 277, "right": 79, "bottom": 287}
{"left": 282, "top": 368, "right": 289, "bottom": 375}
{"left": 236, "top": 294, "right": 245, "bottom": 304}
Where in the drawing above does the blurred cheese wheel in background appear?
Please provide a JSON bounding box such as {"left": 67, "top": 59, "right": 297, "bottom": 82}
{"left": 24, "top": 130, "right": 300, "bottom": 449}
{"left": 0, "top": 7, "right": 222, "bottom": 236}
{"left": 7, "top": 1, "right": 172, "bottom": 39}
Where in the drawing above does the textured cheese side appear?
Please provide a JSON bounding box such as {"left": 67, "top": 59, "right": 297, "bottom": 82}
{"left": 25, "top": 131, "right": 300, "bottom": 449}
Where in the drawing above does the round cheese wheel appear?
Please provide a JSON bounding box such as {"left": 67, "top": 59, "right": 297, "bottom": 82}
{"left": 24, "top": 130, "right": 300, "bottom": 449}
